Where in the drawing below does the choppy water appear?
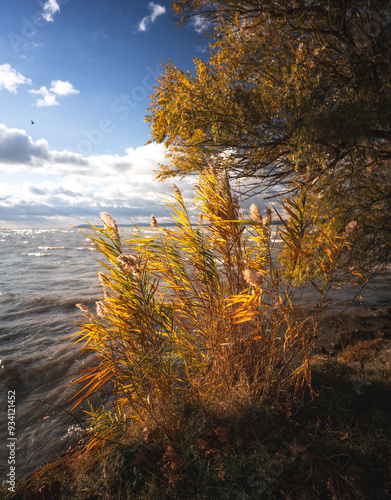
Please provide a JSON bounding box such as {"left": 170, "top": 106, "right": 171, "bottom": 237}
{"left": 0, "top": 227, "right": 107, "bottom": 480}
{"left": 1, "top": 226, "right": 390, "bottom": 482}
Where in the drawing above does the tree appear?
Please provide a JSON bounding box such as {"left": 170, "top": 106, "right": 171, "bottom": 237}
{"left": 146, "top": 0, "right": 391, "bottom": 275}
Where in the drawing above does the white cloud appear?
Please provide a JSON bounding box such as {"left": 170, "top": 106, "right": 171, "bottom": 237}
{"left": 0, "top": 64, "right": 31, "bottom": 94}
{"left": 29, "top": 80, "right": 79, "bottom": 107}
{"left": 0, "top": 125, "right": 268, "bottom": 228}
{"left": 138, "top": 2, "right": 166, "bottom": 32}
{"left": 0, "top": 124, "right": 195, "bottom": 227}
{"left": 194, "top": 44, "right": 210, "bottom": 54}
{"left": 50, "top": 80, "right": 79, "bottom": 96}
{"left": 191, "top": 15, "right": 212, "bottom": 33}
{"left": 29, "top": 86, "right": 60, "bottom": 107}
{"left": 0, "top": 124, "right": 50, "bottom": 164}
{"left": 42, "top": 0, "right": 60, "bottom": 22}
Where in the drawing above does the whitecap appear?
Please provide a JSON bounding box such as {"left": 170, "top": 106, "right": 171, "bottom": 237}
{"left": 60, "top": 425, "right": 84, "bottom": 441}
{"left": 27, "top": 252, "right": 52, "bottom": 257}
{"left": 76, "top": 246, "right": 96, "bottom": 251}
{"left": 38, "top": 246, "right": 66, "bottom": 250}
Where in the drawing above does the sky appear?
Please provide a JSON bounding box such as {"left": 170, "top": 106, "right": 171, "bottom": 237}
{"left": 0, "top": 0, "right": 210, "bottom": 227}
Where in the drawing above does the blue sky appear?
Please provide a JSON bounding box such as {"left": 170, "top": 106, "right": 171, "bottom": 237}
{"left": 0, "top": 0, "right": 210, "bottom": 227}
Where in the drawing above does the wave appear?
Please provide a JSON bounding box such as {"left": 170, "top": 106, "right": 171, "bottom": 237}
{"left": 0, "top": 291, "right": 13, "bottom": 302}
{"left": 58, "top": 296, "right": 99, "bottom": 309}
{"left": 38, "top": 246, "right": 66, "bottom": 250}
{"left": 75, "top": 246, "right": 96, "bottom": 251}
{"left": 1, "top": 294, "right": 99, "bottom": 320}
{"left": 26, "top": 252, "right": 53, "bottom": 257}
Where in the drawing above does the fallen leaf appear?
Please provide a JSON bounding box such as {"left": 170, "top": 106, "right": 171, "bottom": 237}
{"left": 163, "top": 445, "right": 182, "bottom": 472}
{"left": 28, "top": 482, "right": 61, "bottom": 500}
{"left": 339, "top": 431, "right": 349, "bottom": 441}
{"left": 130, "top": 452, "right": 145, "bottom": 467}
{"left": 205, "top": 448, "right": 223, "bottom": 458}
{"left": 214, "top": 426, "right": 230, "bottom": 444}
{"left": 196, "top": 438, "right": 211, "bottom": 451}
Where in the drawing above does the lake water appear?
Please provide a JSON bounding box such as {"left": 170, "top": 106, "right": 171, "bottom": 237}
{"left": 1, "top": 226, "right": 390, "bottom": 482}
{"left": 0, "top": 227, "right": 108, "bottom": 481}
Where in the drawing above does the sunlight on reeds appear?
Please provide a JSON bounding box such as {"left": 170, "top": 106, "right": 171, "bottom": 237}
{"left": 71, "top": 167, "right": 318, "bottom": 449}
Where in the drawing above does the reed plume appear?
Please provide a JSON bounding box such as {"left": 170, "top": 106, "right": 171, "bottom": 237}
{"left": 249, "top": 203, "right": 263, "bottom": 223}
{"left": 71, "top": 166, "right": 316, "bottom": 451}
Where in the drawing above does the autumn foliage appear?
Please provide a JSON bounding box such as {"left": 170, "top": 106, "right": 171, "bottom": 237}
{"left": 72, "top": 167, "right": 318, "bottom": 450}
{"left": 147, "top": 0, "right": 391, "bottom": 273}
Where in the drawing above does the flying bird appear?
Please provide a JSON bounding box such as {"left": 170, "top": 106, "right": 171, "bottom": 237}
{"left": 31, "top": 121, "right": 35, "bottom": 125}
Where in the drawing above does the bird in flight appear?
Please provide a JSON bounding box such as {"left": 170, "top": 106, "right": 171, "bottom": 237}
{"left": 31, "top": 120, "right": 35, "bottom": 125}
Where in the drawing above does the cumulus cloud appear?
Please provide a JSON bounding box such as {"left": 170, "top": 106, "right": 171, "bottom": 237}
{"left": 0, "top": 124, "right": 50, "bottom": 164}
{"left": 0, "top": 125, "right": 268, "bottom": 228}
{"left": 0, "top": 124, "right": 194, "bottom": 227}
{"left": 29, "top": 80, "right": 79, "bottom": 107}
{"left": 138, "top": 2, "right": 166, "bottom": 32}
{"left": 0, "top": 64, "right": 32, "bottom": 94}
{"left": 49, "top": 80, "right": 79, "bottom": 96}
{"left": 42, "top": 0, "right": 60, "bottom": 22}
{"left": 0, "top": 124, "right": 168, "bottom": 176}
{"left": 29, "top": 86, "right": 59, "bottom": 107}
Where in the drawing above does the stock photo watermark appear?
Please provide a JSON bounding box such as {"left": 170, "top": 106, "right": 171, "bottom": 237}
{"left": 4, "top": 390, "right": 17, "bottom": 493}
{"left": 75, "top": 63, "right": 161, "bottom": 156}
{"left": 8, "top": 0, "right": 71, "bottom": 54}
{"left": 236, "top": 439, "right": 304, "bottom": 499}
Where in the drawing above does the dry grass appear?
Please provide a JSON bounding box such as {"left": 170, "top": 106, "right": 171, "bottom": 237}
{"left": 66, "top": 167, "right": 316, "bottom": 452}
{"left": 10, "top": 346, "right": 391, "bottom": 499}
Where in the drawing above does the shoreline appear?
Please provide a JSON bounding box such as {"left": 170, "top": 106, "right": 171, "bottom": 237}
{"left": 313, "top": 305, "right": 391, "bottom": 354}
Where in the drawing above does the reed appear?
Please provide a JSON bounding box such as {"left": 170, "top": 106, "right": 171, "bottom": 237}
{"left": 71, "top": 167, "right": 316, "bottom": 448}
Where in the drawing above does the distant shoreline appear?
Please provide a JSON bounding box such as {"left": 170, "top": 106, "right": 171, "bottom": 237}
{"left": 75, "top": 221, "right": 283, "bottom": 229}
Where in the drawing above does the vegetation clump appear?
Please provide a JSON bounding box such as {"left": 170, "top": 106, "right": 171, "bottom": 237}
{"left": 69, "top": 167, "right": 315, "bottom": 448}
